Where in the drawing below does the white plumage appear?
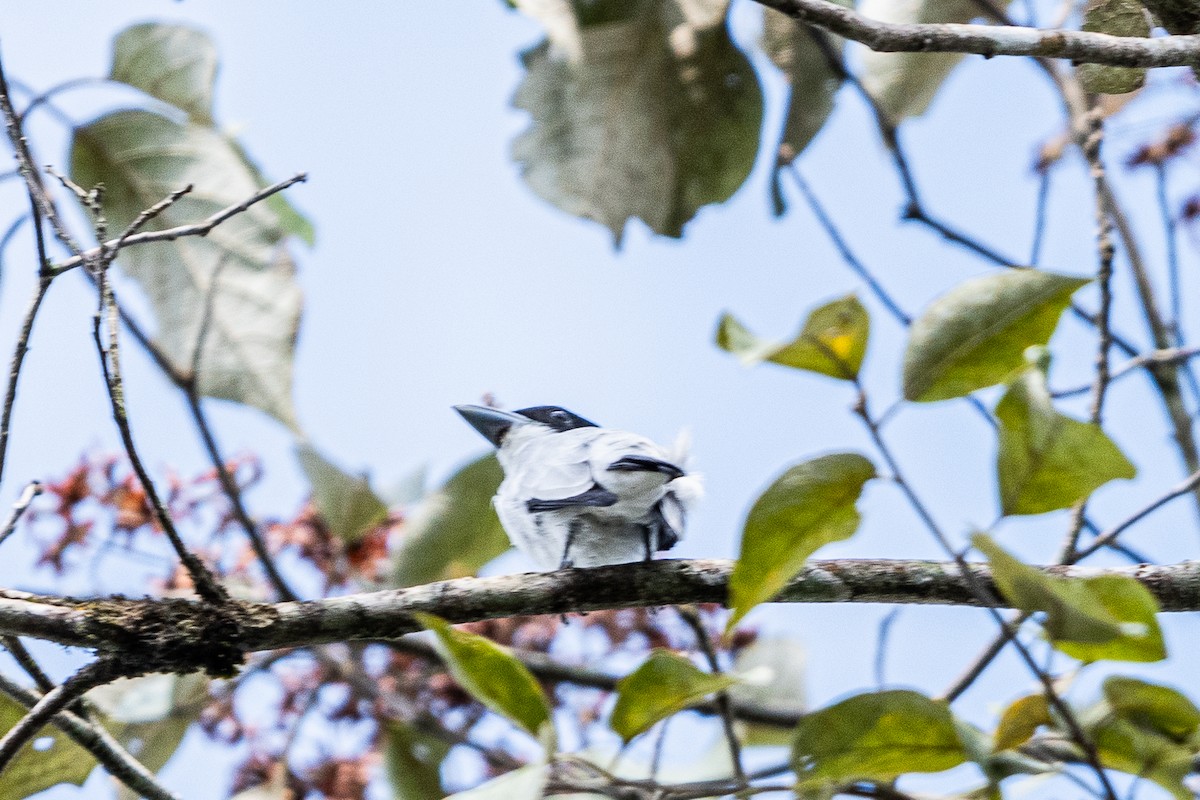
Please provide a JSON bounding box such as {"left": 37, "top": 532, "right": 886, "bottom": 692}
{"left": 455, "top": 405, "right": 702, "bottom": 569}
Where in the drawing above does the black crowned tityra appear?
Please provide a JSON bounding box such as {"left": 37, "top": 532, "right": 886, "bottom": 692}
{"left": 454, "top": 404, "right": 702, "bottom": 570}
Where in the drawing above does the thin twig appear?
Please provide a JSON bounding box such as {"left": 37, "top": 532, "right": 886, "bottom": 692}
{"left": 46, "top": 173, "right": 308, "bottom": 277}
{"left": 677, "top": 606, "right": 746, "bottom": 789}
{"left": 0, "top": 479, "right": 41, "bottom": 549}
{"left": 0, "top": 659, "right": 115, "bottom": 774}
{"left": 1155, "top": 164, "right": 1183, "bottom": 341}
{"left": 1029, "top": 167, "right": 1052, "bottom": 267}
{"left": 0, "top": 672, "right": 179, "bottom": 800}
{"left": 1052, "top": 347, "right": 1200, "bottom": 398}
{"left": 1074, "top": 467, "right": 1200, "bottom": 561}
{"left": 873, "top": 608, "right": 900, "bottom": 689}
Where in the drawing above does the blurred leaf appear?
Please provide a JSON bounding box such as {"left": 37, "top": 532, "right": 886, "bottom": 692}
{"left": 1103, "top": 676, "right": 1200, "bottom": 742}
{"left": 383, "top": 464, "right": 428, "bottom": 507}
{"left": 444, "top": 764, "right": 546, "bottom": 799}
{"left": 996, "top": 368, "right": 1136, "bottom": 515}
{"left": 610, "top": 650, "right": 737, "bottom": 742}
{"left": 415, "top": 613, "right": 552, "bottom": 739}
{"left": 385, "top": 720, "right": 449, "bottom": 800}
{"left": 974, "top": 535, "right": 1164, "bottom": 662}
{"left": 858, "top": 0, "right": 1012, "bottom": 122}
{"left": 762, "top": 2, "right": 848, "bottom": 161}
{"left": 716, "top": 295, "right": 868, "bottom": 380}
{"left": 1089, "top": 713, "right": 1193, "bottom": 799}
{"left": 993, "top": 694, "right": 1051, "bottom": 752}
{"left": 903, "top": 269, "right": 1088, "bottom": 402}
{"left": 728, "top": 637, "right": 806, "bottom": 746}
{"left": 110, "top": 23, "right": 217, "bottom": 123}
{"left": 71, "top": 110, "right": 302, "bottom": 430}
{"left": 391, "top": 454, "right": 507, "bottom": 587}
{"left": 1077, "top": 0, "right": 1150, "bottom": 94}
{"left": 0, "top": 694, "right": 96, "bottom": 800}
{"left": 91, "top": 673, "right": 211, "bottom": 800}
{"left": 792, "top": 690, "right": 967, "bottom": 793}
{"left": 727, "top": 453, "right": 875, "bottom": 631}
{"left": 296, "top": 444, "right": 389, "bottom": 544}
{"left": 512, "top": 0, "right": 762, "bottom": 244}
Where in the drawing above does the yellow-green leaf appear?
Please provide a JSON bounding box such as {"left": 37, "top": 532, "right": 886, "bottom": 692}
{"left": 717, "top": 295, "right": 869, "bottom": 380}
{"left": 296, "top": 444, "right": 388, "bottom": 544}
{"left": 792, "top": 690, "right": 967, "bottom": 792}
{"left": 975, "top": 535, "right": 1164, "bottom": 662}
{"left": 384, "top": 720, "right": 449, "bottom": 800}
{"left": 728, "top": 453, "right": 875, "bottom": 631}
{"left": 1102, "top": 676, "right": 1200, "bottom": 742}
{"left": 0, "top": 694, "right": 96, "bottom": 800}
{"left": 1077, "top": 0, "right": 1150, "bottom": 95}
{"left": 415, "top": 613, "right": 552, "bottom": 739}
{"left": 610, "top": 650, "right": 737, "bottom": 742}
{"left": 903, "top": 270, "right": 1089, "bottom": 402}
{"left": 391, "top": 454, "right": 507, "bottom": 587}
{"left": 996, "top": 368, "right": 1136, "bottom": 515}
{"left": 993, "top": 694, "right": 1051, "bottom": 752}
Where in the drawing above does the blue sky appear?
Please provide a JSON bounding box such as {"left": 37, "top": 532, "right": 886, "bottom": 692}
{"left": 3, "top": 2, "right": 1200, "bottom": 798}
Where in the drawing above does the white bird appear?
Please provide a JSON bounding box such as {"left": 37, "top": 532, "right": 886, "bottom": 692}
{"left": 454, "top": 405, "right": 701, "bottom": 570}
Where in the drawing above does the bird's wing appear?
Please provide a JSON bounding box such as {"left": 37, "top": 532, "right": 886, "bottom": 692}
{"left": 502, "top": 428, "right": 598, "bottom": 501}
{"left": 585, "top": 430, "right": 667, "bottom": 474}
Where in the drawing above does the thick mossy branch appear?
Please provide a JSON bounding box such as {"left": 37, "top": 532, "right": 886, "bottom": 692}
{"left": 3, "top": 559, "right": 1200, "bottom": 669}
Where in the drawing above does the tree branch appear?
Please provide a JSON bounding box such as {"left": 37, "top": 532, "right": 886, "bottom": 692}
{"left": 753, "top": 0, "right": 1200, "bottom": 67}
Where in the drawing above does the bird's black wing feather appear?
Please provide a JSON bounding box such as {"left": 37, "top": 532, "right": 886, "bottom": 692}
{"left": 526, "top": 485, "right": 618, "bottom": 513}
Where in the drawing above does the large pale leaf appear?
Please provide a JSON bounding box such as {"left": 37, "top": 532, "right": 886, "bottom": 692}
{"left": 110, "top": 23, "right": 217, "bottom": 123}
{"left": 70, "top": 110, "right": 302, "bottom": 430}
{"left": 512, "top": 0, "right": 762, "bottom": 243}
{"left": 716, "top": 295, "right": 868, "bottom": 380}
{"left": 995, "top": 369, "right": 1136, "bottom": 515}
{"left": 415, "top": 613, "right": 552, "bottom": 739}
{"left": 385, "top": 720, "right": 449, "bottom": 800}
{"left": 727, "top": 453, "right": 875, "bottom": 631}
{"left": 974, "top": 534, "right": 1164, "bottom": 662}
{"left": 609, "top": 650, "right": 737, "bottom": 742}
{"left": 391, "top": 454, "right": 507, "bottom": 588}
{"left": 792, "top": 690, "right": 967, "bottom": 793}
{"left": 88, "top": 672, "right": 211, "bottom": 800}
{"left": 728, "top": 636, "right": 806, "bottom": 746}
{"left": 296, "top": 444, "right": 389, "bottom": 544}
{"left": 1077, "top": 0, "right": 1150, "bottom": 94}
{"left": 903, "top": 269, "right": 1088, "bottom": 402}
{"left": 0, "top": 693, "right": 96, "bottom": 800}
{"left": 762, "top": 3, "right": 847, "bottom": 161}
{"left": 859, "top": 0, "right": 1012, "bottom": 122}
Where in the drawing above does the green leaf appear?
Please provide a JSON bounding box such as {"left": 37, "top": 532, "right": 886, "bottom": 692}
{"left": 610, "top": 650, "right": 738, "bottom": 742}
{"left": 1089, "top": 714, "right": 1194, "bottom": 800}
{"left": 974, "top": 535, "right": 1164, "bottom": 662}
{"left": 391, "top": 454, "right": 507, "bottom": 588}
{"left": 71, "top": 110, "right": 303, "bottom": 430}
{"left": 1077, "top": 0, "right": 1150, "bottom": 95}
{"left": 727, "top": 453, "right": 875, "bottom": 631}
{"left": 88, "top": 673, "right": 211, "bottom": 800}
{"left": 415, "top": 613, "right": 552, "bottom": 739}
{"left": 1102, "top": 676, "right": 1200, "bottom": 742}
{"left": 727, "top": 637, "right": 806, "bottom": 746}
{"left": 992, "top": 694, "right": 1051, "bottom": 752}
{"left": 996, "top": 368, "right": 1136, "bottom": 515}
{"left": 792, "top": 690, "right": 967, "bottom": 793}
{"left": 762, "top": 3, "right": 848, "bottom": 161}
{"left": 716, "top": 295, "right": 869, "bottom": 380}
{"left": 296, "top": 444, "right": 389, "bottom": 544}
{"left": 0, "top": 694, "right": 96, "bottom": 800}
{"left": 903, "top": 269, "right": 1089, "bottom": 402}
{"left": 109, "top": 23, "right": 217, "bottom": 123}
{"left": 511, "top": 0, "right": 762, "bottom": 243}
{"left": 384, "top": 720, "right": 449, "bottom": 800}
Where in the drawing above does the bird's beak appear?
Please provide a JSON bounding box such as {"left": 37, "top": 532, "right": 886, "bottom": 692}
{"left": 454, "top": 405, "right": 530, "bottom": 447}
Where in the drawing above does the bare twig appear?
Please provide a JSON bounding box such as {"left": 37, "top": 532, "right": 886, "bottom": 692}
{"left": 1074, "top": 468, "right": 1200, "bottom": 561}
{"left": 0, "top": 659, "right": 115, "bottom": 774}
{"left": 1052, "top": 347, "right": 1200, "bottom": 398}
{"left": 873, "top": 608, "right": 900, "bottom": 689}
{"left": 0, "top": 672, "right": 179, "bottom": 800}
{"left": 0, "top": 479, "right": 41, "bottom": 549}
{"left": 753, "top": 0, "right": 1200, "bottom": 67}
{"left": 46, "top": 173, "right": 308, "bottom": 277}
{"left": 677, "top": 606, "right": 746, "bottom": 789}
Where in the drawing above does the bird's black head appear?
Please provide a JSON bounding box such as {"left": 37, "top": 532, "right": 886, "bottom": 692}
{"left": 516, "top": 406, "right": 599, "bottom": 432}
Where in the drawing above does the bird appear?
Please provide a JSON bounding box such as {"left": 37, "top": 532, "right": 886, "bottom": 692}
{"left": 454, "top": 404, "right": 701, "bottom": 570}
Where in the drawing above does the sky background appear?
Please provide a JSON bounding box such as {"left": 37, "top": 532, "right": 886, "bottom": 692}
{"left": 2, "top": 1, "right": 1200, "bottom": 798}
